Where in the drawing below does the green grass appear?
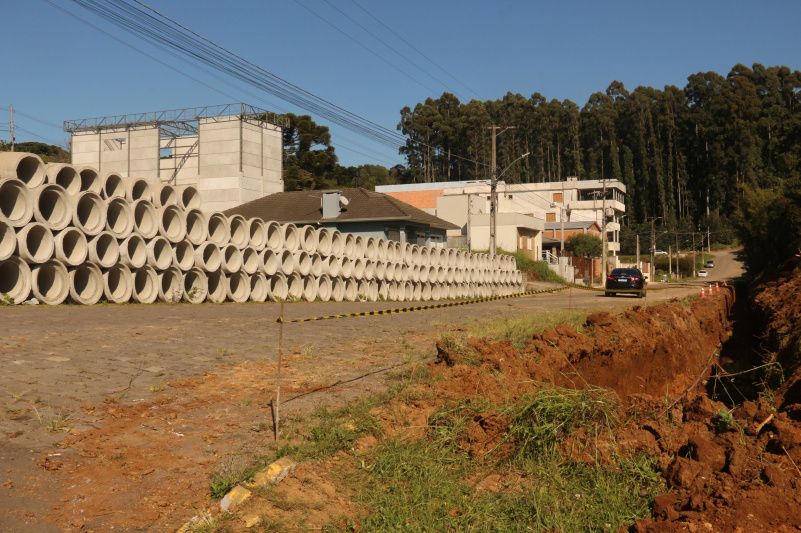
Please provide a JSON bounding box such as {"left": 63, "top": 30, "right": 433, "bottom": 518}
{"left": 507, "top": 251, "right": 565, "bottom": 283}
{"left": 465, "top": 310, "right": 587, "bottom": 349}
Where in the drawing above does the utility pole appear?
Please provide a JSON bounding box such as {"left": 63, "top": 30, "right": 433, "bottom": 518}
{"left": 560, "top": 180, "right": 566, "bottom": 254}
{"left": 691, "top": 232, "right": 697, "bottom": 277}
{"left": 9, "top": 105, "right": 14, "bottom": 152}
{"left": 675, "top": 233, "right": 681, "bottom": 279}
{"left": 601, "top": 179, "right": 608, "bottom": 279}
{"left": 650, "top": 217, "right": 657, "bottom": 282}
{"left": 466, "top": 193, "right": 472, "bottom": 252}
{"left": 668, "top": 244, "right": 672, "bottom": 279}
{"left": 489, "top": 125, "right": 498, "bottom": 257}
{"left": 635, "top": 234, "right": 640, "bottom": 270}
{"left": 707, "top": 226, "right": 711, "bottom": 254}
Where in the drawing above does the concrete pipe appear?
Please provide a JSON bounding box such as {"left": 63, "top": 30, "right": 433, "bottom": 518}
{"left": 177, "top": 185, "right": 201, "bottom": 210}
{"left": 385, "top": 241, "right": 396, "bottom": 263}
{"left": 87, "top": 231, "right": 119, "bottom": 268}
{"left": 326, "top": 256, "right": 342, "bottom": 278}
{"left": 376, "top": 237, "right": 388, "bottom": 262}
{"left": 221, "top": 244, "right": 243, "bottom": 274}
{"left": 448, "top": 284, "right": 459, "bottom": 300}
{"left": 437, "top": 266, "right": 447, "bottom": 284}
{"left": 131, "top": 199, "right": 158, "bottom": 239}
{"left": 103, "top": 263, "right": 133, "bottom": 304}
{"left": 421, "top": 282, "right": 432, "bottom": 301}
{"left": 207, "top": 212, "right": 231, "bottom": 246}
{"left": 131, "top": 266, "right": 159, "bottom": 304}
{"left": 268, "top": 272, "right": 289, "bottom": 301}
{"left": 315, "top": 227, "right": 333, "bottom": 257}
{"left": 330, "top": 230, "right": 345, "bottom": 257}
{"left": 384, "top": 262, "right": 395, "bottom": 282}
{"left": 331, "top": 276, "right": 345, "bottom": 302}
{"left": 408, "top": 245, "right": 420, "bottom": 266}
{"left": 401, "top": 243, "right": 412, "bottom": 263}
{"left": 194, "top": 242, "right": 222, "bottom": 272}
{"left": 0, "top": 257, "right": 31, "bottom": 303}
{"left": 152, "top": 183, "right": 178, "bottom": 208}
{"left": 146, "top": 236, "right": 173, "bottom": 270}
{"left": 31, "top": 259, "right": 69, "bottom": 305}
{"left": 395, "top": 281, "right": 405, "bottom": 302}
{"left": 246, "top": 218, "right": 267, "bottom": 250}
{"left": 158, "top": 205, "right": 187, "bottom": 243}
{"left": 431, "top": 284, "right": 441, "bottom": 302}
{"left": 105, "top": 197, "right": 134, "bottom": 239}
{"left": 157, "top": 267, "right": 183, "bottom": 303}
{"left": 225, "top": 271, "right": 250, "bottom": 303}
{"left": 374, "top": 260, "right": 387, "bottom": 281}
{"left": 453, "top": 268, "right": 464, "bottom": 284}
{"left": 367, "top": 280, "right": 379, "bottom": 302}
{"left": 344, "top": 278, "right": 358, "bottom": 302}
{"left": 16, "top": 222, "right": 55, "bottom": 263}
{"left": 352, "top": 257, "right": 366, "bottom": 279}
{"left": 77, "top": 167, "right": 102, "bottom": 195}
{"left": 444, "top": 267, "right": 455, "bottom": 284}
{"left": 68, "top": 262, "right": 103, "bottom": 305}
{"left": 0, "top": 220, "right": 14, "bottom": 261}
{"left": 317, "top": 274, "right": 332, "bottom": 302}
{"left": 420, "top": 246, "right": 432, "bottom": 268}
{"left": 278, "top": 249, "right": 294, "bottom": 276}
{"left": 249, "top": 272, "right": 268, "bottom": 303}
{"left": 281, "top": 223, "right": 299, "bottom": 252}
{"left": 44, "top": 163, "right": 80, "bottom": 194}
{"left": 310, "top": 252, "right": 324, "bottom": 277}
{"left": 293, "top": 251, "right": 311, "bottom": 276}
{"left": 0, "top": 152, "right": 46, "bottom": 187}
{"left": 354, "top": 235, "right": 366, "bottom": 258}
{"left": 365, "top": 237, "right": 378, "bottom": 260}
{"left": 387, "top": 281, "right": 398, "bottom": 301}
{"left": 363, "top": 260, "right": 375, "bottom": 281}
{"left": 357, "top": 279, "right": 369, "bottom": 301}
{"left": 54, "top": 227, "right": 89, "bottom": 267}
{"left": 241, "top": 247, "right": 259, "bottom": 275}
{"left": 123, "top": 177, "right": 154, "bottom": 203}
{"left": 172, "top": 240, "right": 195, "bottom": 272}
{"left": 417, "top": 265, "right": 428, "bottom": 283}
{"left": 340, "top": 257, "right": 353, "bottom": 278}
{"left": 412, "top": 282, "right": 422, "bottom": 301}
{"left": 264, "top": 221, "right": 284, "bottom": 251}
{"left": 32, "top": 184, "right": 71, "bottom": 231}
{"left": 260, "top": 249, "right": 279, "bottom": 276}
{"left": 299, "top": 225, "right": 317, "bottom": 254}
{"left": 343, "top": 233, "right": 356, "bottom": 258}
{"left": 184, "top": 208, "right": 208, "bottom": 246}
{"left": 404, "top": 281, "right": 414, "bottom": 301}
{"left": 72, "top": 191, "right": 106, "bottom": 236}
{"left": 0, "top": 178, "right": 34, "bottom": 228}
{"left": 118, "top": 233, "right": 147, "bottom": 269}
{"left": 287, "top": 272, "right": 303, "bottom": 300}
{"left": 100, "top": 172, "right": 126, "bottom": 200}
{"left": 400, "top": 264, "right": 411, "bottom": 283}
{"left": 183, "top": 268, "right": 208, "bottom": 304}
{"left": 228, "top": 214, "right": 249, "bottom": 249}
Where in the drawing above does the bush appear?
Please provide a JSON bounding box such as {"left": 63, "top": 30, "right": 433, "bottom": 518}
{"left": 505, "top": 251, "right": 564, "bottom": 283}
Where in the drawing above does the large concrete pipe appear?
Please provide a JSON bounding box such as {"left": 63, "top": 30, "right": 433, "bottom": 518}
{"left": 206, "top": 271, "right": 227, "bottom": 303}
{"left": 172, "top": 240, "right": 195, "bottom": 272}
{"left": 157, "top": 205, "right": 187, "bottom": 243}
{"left": 152, "top": 183, "right": 178, "bottom": 208}
{"left": 404, "top": 281, "right": 414, "bottom": 301}
{"left": 123, "top": 177, "right": 154, "bottom": 203}
{"left": 260, "top": 249, "right": 279, "bottom": 275}
{"left": 105, "top": 197, "right": 134, "bottom": 239}
{"left": 54, "top": 227, "right": 89, "bottom": 267}
{"left": 228, "top": 214, "right": 249, "bottom": 249}
{"left": 157, "top": 267, "right": 183, "bottom": 303}
{"left": 194, "top": 242, "right": 222, "bottom": 272}
{"left": 100, "top": 172, "right": 126, "bottom": 200}
{"left": 221, "top": 244, "right": 243, "bottom": 274}
{"left": 264, "top": 221, "right": 284, "bottom": 251}
{"left": 378, "top": 280, "right": 389, "bottom": 301}
{"left": 77, "top": 167, "right": 102, "bottom": 195}
{"left": 281, "top": 223, "right": 299, "bottom": 252}
{"left": 384, "top": 262, "right": 395, "bottom": 282}
{"left": 103, "top": 263, "right": 133, "bottom": 304}
{"left": 344, "top": 278, "right": 358, "bottom": 302}
{"left": 331, "top": 276, "right": 345, "bottom": 302}
{"left": 227, "top": 272, "right": 251, "bottom": 303}
{"left": 119, "top": 233, "right": 146, "bottom": 269}
{"left": 387, "top": 281, "right": 398, "bottom": 301}
{"left": 436, "top": 266, "right": 447, "bottom": 284}
{"left": 374, "top": 261, "right": 386, "bottom": 281}
{"left": 330, "top": 230, "right": 345, "bottom": 257}
{"left": 246, "top": 218, "right": 267, "bottom": 250}
{"left": 183, "top": 268, "right": 208, "bottom": 304}
{"left": 400, "top": 264, "right": 411, "bottom": 282}
{"left": 367, "top": 280, "right": 379, "bottom": 301}
{"left": 32, "top": 184, "right": 71, "bottom": 231}
{"left": 293, "top": 250, "right": 312, "bottom": 276}
{"left": 394, "top": 281, "right": 405, "bottom": 302}
{"left": 310, "top": 253, "right": 324, "bottom": 277}
{"left": 445, "top": 267, "right": 456, "bottom": 284}
{"left": 315, "top": 227, "right": 332, "bottom": 257}
{"left": 376, "top": 238, "right": 388, "bottom": 262}
{"left": 249, "top": 272, "right": 268, "bottom": 303}
{"left": 352, "top": 257, "right": 366, "bottom": 279}
{"left": 363, "top": 260, "right": 375, "bottom": 281}
{"left": 417, "top": 264, "right": 428, "bottom": 283}
{"left": 68, "top": 262, "right": 103, "bottom": 305}
{"left": 357, "top": 279, "right": 369, "bottom": 301}
{"left": 87, "top": 231, "right": 119, "bottom": 268}
{"left": 420, "top": 246, "right": 431, "bottom": 268}
{"left": 0, "top": 178, "right": 34, "bottom": 228}
{"left": 268, "top": 272, "right": 289, "bottom": 301}
{"left": 343, "top": 233, "right": 356, "bottom": 258}
{"left": 299, "top": 225, "right": 317, "bottom": 254}
{"left": 409, "top": 245, "right": 421, "bottom": 267}
{"left": 177, "top": 185, "right": 201, "bottom": 210}
{"left": 207, "top": 212, "right": 231, "bottom": 246}
{"left": 44, "top": 163, "right": 80, "bottom": 195}
{"left": 72, "top": 191, "right": 106, "bottom": 236}
{"left": 31, "top": 259, "right": 69, "bottom": 305}
{"left": 421, "top": 282, "right": 432, "bottom": 301}
{"left": 241, "top": 247, "right": 259, "bottom": 275}
{"left": 16, "top": 222, "right": 54, "bottom": 263}
{"left": 326, "top": 256, "right": 342, "bottom": 278}
{"left": 340, "top": 257, "right": 354, "bottom": 278}
{"left": 0, "top": 257, "right": 31, "bottom": 303}
{"left": 278, "top": 249, "right": 294, "bottom": 275}
{"left": 354, "top": 235, "right": 366, "bottom": 258}
{"left": 365, "top": 237, "right": 378, "bottom": 260}
{"left": 431, "top": 284, "right": 442, "bottom": 302}
{"left": 146, "top": 235, "right": 173, "bottom": 270}
{"left": 131, "top": 266, "right": 159, "bottom": 304}
{"left": 0, "top": 221, "right": 14, "bottom": 261}
{"left": 184, "top": 208, "right": 208, "bottom": 246}
{"left": 287, "top": 272, "right": 303, "bottom": 300}
{"left": 131, "top": 199, "right": 158, "bottom": 239}
{"left": 317, "top": 274, "right": 332, "bottom": 302}
{"left": 448, "top": 284, "right": 459, "bottom": 300}
{"left": 0, "top": 152, "right": 46, "bottom": 187}
{"left": 412, "top": 282, "right": 422, "bottom": 301}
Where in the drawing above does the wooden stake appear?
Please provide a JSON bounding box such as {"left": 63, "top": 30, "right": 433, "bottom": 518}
{"left": 274, "top": 300, "right": 285, "bottom": 441}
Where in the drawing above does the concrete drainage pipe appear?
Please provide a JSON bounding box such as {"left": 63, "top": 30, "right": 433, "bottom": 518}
{"left": 241, "top": 247, "right": 259, "bottom": 275}
{"left": 220, "top": 244, "right": 243, "bottom": 274}
{"left": 182, "top": 268, "right": 208, "bottom": 304}
{"left": 54, "top": 227, "right": 89, "bottom": 267}
{"left": 0, "top": 257, "right": 31, "bottom": 303}
{"left": 246, "top": 218, "right": 267, "bottom": 250}
{"left": 421, "top": 282, "right": 432, "bottom": 301}
{"left": 343, "top": 233, "right": 356, "bottom": 258}
{"left": 157, "top": 267, "right": 183, "bottom": 303}
{"left": 278, "top": 249, "right": 294, "bottom": 275}
{"left": 172, "top": 240, "right": 195, "bottom": 272}
{"left": 437, "top": 266, "right": 448, "bottom": 284}
{"left": 146, "top": 236, "right": 173, "bottom": 270}
{"left": 352, "top": 257, "right": 366, "bottom": 279}
{"left": 153, "top": 183, "right": 178, "bottom": 208}
{"left": 0, "top": 221, "right": 15, "bottom": 261}
{"left": 315, "top": 228, "right": 332, "bottom": 257}
{"left": 44, "top": 163, "right": 80, "bottom": 195}
{"left": 394, "top": 281, "right": 405, "bottom": 302}
{"left": 17, "top": 222, "right": 55, "bottom": 263}
{"left": 310, "top": 253, "right": 324, "bottom": 277}
{"left": 206, "top": 271, "right": 227, "bottom": 303}
{"left": 353, "top": 235, "right": 366, "bottom": 259}
{"left": 340, "top": 257, "right": 353, "bottom": 278}
{"left": 317, "top": 274, "right": 332, "bottom": 302}
{"left": 344, "top": 278, "right": 358, "bottom": 302}
{"left": 412, "top": 282, "right": 422, "bottom": 301}
{"left": 265, "top": 221, "right": 284, "bottom": 251}
{"left": 177, "top": 185, "right": 201, "bottom": 210}
{"left": 124, "top": 177, "right": 154, "bottom": 203}
{"left": 299, "top": 225, "right": 317, "bottom": 254}
{"left": 363, "top": 260, "right": 375, "bottom": 281}
{"left": 194, "top": 242, "right": 222, "bottom": 272}
{"left": 364, "top": 237, "right": 378, "bottom": 260}
{"left": 249, "top": 272, "right": 268, "bottom": 302}
{"left": 103, "top": 264, "right": 133, "bottom": 304}
{"left": 376, "top": 238, "right": 387, "bottom": 262}
{"left": 0, "top": 152, "right": 46, "bottom": 187}
{"left": 293, "top": 251, "right": 311, "bottom": 276}
{"left": 69, "top": 262, "right": 103, "bottom": 305}
{"left": 118, "top": 233, "right": 147, "bottom": 269}
{"left": 157, "top": 205, "right": 187, "bottom": 243}
{"left": 384, "top": 262, "right": 395, "bottom": 282}
{"left": 228, "top": 214, "right": 249, "bottom": 249}
{"left": 0, "top": 178, "right": 34, "bottom": 228}
{"left": 387, "top": 281, "right": 398, "bottom": 301}
{"left": 357, "top": 279, "right": 369, "bottom": 301}
{"left": 77, "top": 167, "right": 102, "bottom": 195}
{"left": 331, "top": 276, "right": 345, "bottom": 302}
{"left": 374, "top": 261, "right": 386, "bottom": 281}
{"left": 431, "top": 284, "right": 442, "bottom": 301}
{"left": 286, "top": 272, "right": 303, "bottom": 300}
{"left": 404, "top": 281, "right": 414, "bottom": 301}
{"left": 100, "top": 172, "right": 126, "bottom": 200}
{"left": 105, "top": 197, "right": 134, "bottom": 239}
{"left": 207, "top": 213, "right": 230, "bottom": 246}
{"left": 131, "top": 199, "right": 158, "bottom": 239}
{"left": 268, "top": 272, "right": 289, "bottom": 301}
{"left": 330, "top": 230, "right": 345, "bottom": 257}
{"left": 31, "top": 259, "right": 69, "bottom": 305}
{"left": 184, "top": 209, "right": 208, "bottom": 246}
{"left": 260, "top": 249, "right": 279, "bottom": 275}
{"left": 226, "top": 272, "right": 251, "bottom": 303}
{"left": 416, "top": 265, "right": 428, "bottom": 283}
{"left": 281, "top": 223, "right": 299, "bottom": 252}
{"left": 378, "top": 281, "right": 389, "bottom": 301}
{"left": 131, "top": 266, "right": 159, "bottom": 304}
{"left": 326, "top": 256, "right": 342, "bottom": 278}
{"left": 88, "top": 231, "right": 120, "bottom": 268}
{"left": 72, "top": 191, "right": 106, "bottom": 236}
{"left": 32, "top": 184, "right": 71, "bottom": 231}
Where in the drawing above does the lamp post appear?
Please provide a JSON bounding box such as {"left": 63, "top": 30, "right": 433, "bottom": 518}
{"left": 489, "top": 151, "right": 529, "bottom": 257}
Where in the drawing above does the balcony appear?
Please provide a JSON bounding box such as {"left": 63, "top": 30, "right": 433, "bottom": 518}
{"left": 566, "top": 199, "right": 625, "bottom": 213}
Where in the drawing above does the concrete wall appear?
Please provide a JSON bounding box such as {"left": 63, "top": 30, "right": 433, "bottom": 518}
{"left": 72, "top": 126, "right": 160, "bottom": 180}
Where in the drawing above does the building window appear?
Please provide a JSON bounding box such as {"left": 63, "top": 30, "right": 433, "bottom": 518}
{"left": 546, "top": 212, "right": 556, "bottom": 222}
{"left": 159, "top": 147, "right": 174, "bottom": 159}
{"left": 552, "top": 192, "right": 563, "bottom": 202}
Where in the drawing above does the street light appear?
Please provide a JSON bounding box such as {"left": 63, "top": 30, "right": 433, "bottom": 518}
{"left": 490, "top": 151, "right": 529, "bottom": 257}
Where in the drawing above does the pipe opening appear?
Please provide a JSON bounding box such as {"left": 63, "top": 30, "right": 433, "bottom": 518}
{"left": 0, "top": 259, "right": 28, "bottom": 301}
{"left": 103, "top": 173, "right": 125, "bottom": 199}
{"left": 133, "top": 269, "right": 157, "bottom": 303}
{"left": 208, "top": 214, "right": 230, "bottom": 245}
{"left": 79, "top": 168, "right": 98, "bottom": 192}
{"left": 72, "top": 265, "right": 101, "bottom": 302}
{"left": 38, "top": 187, "right": 69, "bottom": 227}
{"left": 106, "top": 199, "right": 132, "bottom": 237}
{"left": 58, "top": 229, "right": 85, "bottom": 264}
{"left": 17, "top": 156, "right": 43, "bottom": 184}
{"left": 34, "top": 263, "right": 68, "bottom": 304}
{"left": 207, "top": 271, "right": 227, "bottom": 303}
{"left": 21, "top": 224, "right": 54, "bottom": 263}
{"left": 0, "top": 180, "right": 29, "bottom": 222}
{"left": 76, "top": 194, "right": 105, "bottom": 233}
{"left": 133, "top": 201, "right": 157, "bottom": 238}
{"left": 105, "top": 267, "right": 130, "bottom": 302}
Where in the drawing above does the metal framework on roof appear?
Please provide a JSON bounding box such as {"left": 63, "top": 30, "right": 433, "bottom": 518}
{"left": 63, "top": 103, "right": 288, "bottom": 138}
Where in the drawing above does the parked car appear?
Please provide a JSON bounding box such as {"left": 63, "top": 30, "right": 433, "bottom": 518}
{"left": 705, "top": 260, "right": 715, "bottom": 268}
{"left": 654, "top": 250, "right": 668, "bottom": 256}
{"left": 605, "top": 268, "right": 647, "bottom": 298}
{"left": 698, "top": 270, "right": 709, "bottom": 277}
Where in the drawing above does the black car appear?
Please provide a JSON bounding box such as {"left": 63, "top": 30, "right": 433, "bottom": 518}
{"left": 605, "top": 268, "right": 646, "bottom": 298}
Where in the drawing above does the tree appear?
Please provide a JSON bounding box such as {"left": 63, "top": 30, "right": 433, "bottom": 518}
{"left": 565, "top": 233, "right": 602, "bottom": 258}
{"left": 281, "top": 113, "right": 339, "bottom": 190}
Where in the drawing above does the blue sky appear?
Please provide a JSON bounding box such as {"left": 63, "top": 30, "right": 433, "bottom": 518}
{"left": 1, "top": 0, "right": 799, "bottom": 166}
